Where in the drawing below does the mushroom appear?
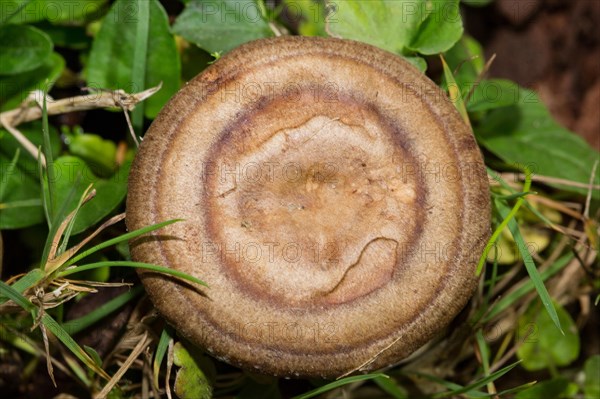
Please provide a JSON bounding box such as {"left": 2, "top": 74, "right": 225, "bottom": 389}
{"left": 126, "top": 36, "right": 490, "bottom": 378}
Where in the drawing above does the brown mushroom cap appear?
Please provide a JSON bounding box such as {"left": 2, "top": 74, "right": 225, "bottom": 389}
{"left": 126, "top": 36, "right": 490, "bottom": 378}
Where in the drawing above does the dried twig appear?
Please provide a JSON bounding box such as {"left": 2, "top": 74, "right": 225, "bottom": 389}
{"left": 0, "top": 85, "right": 162, "bottom": 165}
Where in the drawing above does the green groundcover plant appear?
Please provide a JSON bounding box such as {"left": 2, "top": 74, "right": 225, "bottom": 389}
{"left": 0, "top": 0, "right": 598, "bottom": 398}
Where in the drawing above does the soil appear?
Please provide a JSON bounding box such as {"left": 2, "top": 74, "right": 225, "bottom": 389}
{"left": 464, "top": 0, "right": 600, "bottom": 151}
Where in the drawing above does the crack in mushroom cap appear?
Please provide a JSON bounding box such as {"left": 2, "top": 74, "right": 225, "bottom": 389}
{"left": 126, "top": 36, "right": 490, "bottom": 378}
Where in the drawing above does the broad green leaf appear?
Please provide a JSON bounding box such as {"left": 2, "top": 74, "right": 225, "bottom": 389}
{"left": 65, "top": 130, "right": 117, "bottom": 177}
{"left": 407, "top": 0, "right": 463, "bottom": 55}
{"left": 53, "top": 156, "right": 130, "bottom": 234}
{"left": 173, "top": 342, "right": 213, "bottom": 399}
{"left": 467, "top": 80, "right": 520, "bottom": 112}
{"left": 514, "top": 378, "right": 578, "bottom": 399}
{"left": 0, "top": 0, "right": 108, "bottom": 25}
{"left": 0, "top": 51, "right": 65, "bottom": 111}
{"left": 0, "top": 121, "right": 61, "bottom": 229}
{"left": 585, "top": 355, "right": 600, "bottom": 399}
{"left": 0, "top": 0, "right": 43, "bottom": 25}
{"left": 180, "top": 40, "right": 213, "bottom": 82}
{"left": 87, "top": 0, "right": 180, "bottom": 119}
{"left": 516, "top": 300, "right": 580, "bottom": 371}
{"left": 284, "top": 0, "right": 327, "bottom": 36}
{"left": 173, "top": 0, "right": 273, "bottom": 54}
{"left": 326, "top": 0, "right": 424, "bottom": 54}
{"left": 0, "top": 24, "right": 52, "bottom": 75}
{"left": 327, "top": 0, "right": 463, "bottom": 68}
{"left": 36, "top": 22, "right": 91, "bottom": 49}
{"left": 476, "top": 88, "right": 600, "bottom": 198}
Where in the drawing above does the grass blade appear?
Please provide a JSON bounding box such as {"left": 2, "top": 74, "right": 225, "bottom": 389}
{"left": 292, "top": 373, "right": 387, "bottom": 399}
{"left": 41, "top": 93, "right": 56, "bottom": 219}
{"left": 58, "top": 261, "right": 208, "bottom": 287}
{"left": 62, "top": 219, "right": 182, "bottom": 268}
{"left": 0, "top": 268, "right": 45, "bottom": 305}
{"left": 477, "top": 166, "right": 532, "bottom": 275}
{"left": 153, "top": 326, "right": 174, "bottom": 388}
{"left": 0, "top": 279, "right": 35, "bottom": 311}
{"left": 61, "top": 286, "right": 143, "bottom": 335}
{"left": 131, "top": 0, "right": 150, "bottom": 134}
{"left": 483, "top": 253, "right": 572, "bottom": 323}
{"left": 432, "top": 361, "right": 521, "bottom": 398}
{"left": 495, "top": 199, "right": 563, "bottom": 333}
{"left": 40, "top": 313, "right": 111, "bottom": 380}
{"left": 0, "top": 148, "right": 20, "bottom": 202}
{"left": 58, "top": 184, "right": 95, "bottom": 255}
{"left": 441, "top": 55, "right": 471, "bottom": 128}
{"left": 374, "top": 375, "right": 408, "bottom": 398}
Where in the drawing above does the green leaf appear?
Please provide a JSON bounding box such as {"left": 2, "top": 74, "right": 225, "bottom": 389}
{"left": 0, "top": 0, "right": 43, "bottom": 25}
{"left": 0, "top": 279, "right": 35, "bottom": 311}
{"left": 87, "top": 0, "right": 180, "bottom": 119}
{"left": 327, "top": 0, "right": 422, "bottom": 53}
{"left": 516, "top": 300, "right": 580, "bottom": 371}
{"left": 52, "top": 156, "right": 130, "bottom": 234}
{"left": 84, "top": 345, "right": 103, "bottom": 367}
{"left": 0, "top": 24, "right": 52, "bottom": 75}
{"left": 65, "top": 130, "right": 117, "bottom": 177}
{"left": 584, "top": 355, "right": 600, "bottom": 399}
{"left": 327, "top": 0, "right": 463, "bottom": 66}
{"left": 429, "top": 361, "right": 521, "bottom": 398}
{"left": 173, "top": 0, "right": 274, "bottom": 54}
{"left": 173, "top": 342, "right": 213, "bottom": 399}
{"left": 476, "top": 88, "right": 600, "bottom": 198}
{"left": 0, "top": 0, "right": 108, "bottom": 26}
{"left": 495, "top": 199, "right": 563, "bottom": 333}
{"left": 39, "top": 313, "right": 110, "bottom": 380}
{"left": 443, "top": 34, "right": 484, "bottom": 88}
{"left": 0, "top": 51, "right": 64, "bottom": 111}
{"left": 153, "top": 327, "right": 174, "bottom": 388}
{"left": 35, "top": 22, "right": 91, "bottom": 49}
{"left": 59, "top": 261, "right": 208, "bottom": 288}
{"left": 0, "top": 121, "right": 61, "bottom": 229}
{"left": 440, "top": 54, "right": 469, "bottom": 126}
{"left": 62, "top": 218, "right": 182, "bottom": 268}
{"left": 293, "top": 374, "right": 387, "bottom": 399}
{"left": 407, "top": 0, "right": 463, "bottom": 55}
{"left": 482, "top": 252, "right": 572, "bottom": 323}
{"left": 374, "top": 375, "right": 408, "bottom": 398}
{"left": 515, "top": 378, "right": 578, "bottom": 399}
{"left": 283, "top": 0, "right": 327, "bottom": 36}
{"left": 0, "top": 268, "right": 45, "bottom": 305}
{"left": 467, "top": 80, "right": 520, "bottom": 112}
{"left": 62, "top": 286, "right": 143, "bottom": 335}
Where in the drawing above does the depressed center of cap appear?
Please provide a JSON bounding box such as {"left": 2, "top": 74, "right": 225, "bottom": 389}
{"left": 126, "top": 36, "right": 490, "bottom": 378}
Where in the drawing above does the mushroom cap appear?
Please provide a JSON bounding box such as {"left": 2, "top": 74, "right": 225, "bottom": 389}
{"left": 126, "top": 36, "right": 490, "bottom": 378}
